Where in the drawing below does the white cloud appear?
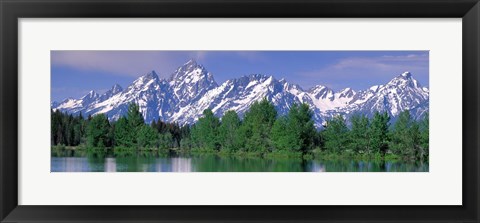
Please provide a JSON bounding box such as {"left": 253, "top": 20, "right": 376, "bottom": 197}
{"left": 51, "top": 51, "right": 191, "bottom": 78}
{"left": 332, "top": 53, "right": 428, "bottom": 71}
{"left": 295, "top": 53, "right": 429, "bottom": 90}
{"left": 51, "top": 51, "right": 269, "bottom": 79}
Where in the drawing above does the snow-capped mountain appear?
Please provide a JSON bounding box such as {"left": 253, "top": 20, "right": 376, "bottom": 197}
{"left": 52, "top": 60, "right": 429, "bottom": 128}
{"left": 99, "top": 84, "right": 123, "bottom": 101}
{"left": 321, "top": 71, "right": 430, "bottom": 123}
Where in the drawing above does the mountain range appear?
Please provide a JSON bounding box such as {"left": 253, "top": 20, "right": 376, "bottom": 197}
{"left": 52, "top": 59, "right": 429, "bottom": 128}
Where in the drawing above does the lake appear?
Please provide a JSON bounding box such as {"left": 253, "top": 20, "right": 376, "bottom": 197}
{"left": 51, "top": 149, "right": 429, "bottom": 172}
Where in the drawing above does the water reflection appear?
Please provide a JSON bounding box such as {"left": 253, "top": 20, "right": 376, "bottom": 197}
{"left": 51, "top": 149, "right": 429, "bottom": 172}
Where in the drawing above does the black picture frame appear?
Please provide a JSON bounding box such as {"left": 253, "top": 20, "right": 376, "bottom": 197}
{"left": 1, "top": 0, "right": 479, "bottom": 222}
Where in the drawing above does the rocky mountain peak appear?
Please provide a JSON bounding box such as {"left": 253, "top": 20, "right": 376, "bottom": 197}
{"left": 52, "top": 63, "right": 429, "bottom": 128}
{"left": 111, "top": 84, "right": 123, "bottom": 94}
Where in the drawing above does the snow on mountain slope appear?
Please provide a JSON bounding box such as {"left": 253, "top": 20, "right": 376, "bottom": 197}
{"left": 329, "top": 71, "right": 429, "bottom": 119}
{"left": 169, "top": 59, "right": 218, "bottom": 107}
{"left": 168, "top": 74, "right": 296, "bottom": 124}
{"left": 52, "top": 60, "right": 429, "bottom": 127}
{"left": 305, "top": 85, "right": 356, "bottom": 112}
{"left": 99, "top": 84, "right": 123, "bottom": 101}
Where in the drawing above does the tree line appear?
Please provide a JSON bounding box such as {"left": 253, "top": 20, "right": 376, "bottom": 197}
{"left": 52, "top": 99, "right": 429, "bottom": 161}
{"left": 51, "top": 103, "right": 189, "bottom": 150}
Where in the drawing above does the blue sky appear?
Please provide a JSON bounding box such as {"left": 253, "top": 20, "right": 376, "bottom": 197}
{"left": 51, "top": 51, "right": 429, "bottom": 102}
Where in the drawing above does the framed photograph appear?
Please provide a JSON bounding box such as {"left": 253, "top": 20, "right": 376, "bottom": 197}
{"left": 1, "top": 0, "right": 479, "bottom": 222}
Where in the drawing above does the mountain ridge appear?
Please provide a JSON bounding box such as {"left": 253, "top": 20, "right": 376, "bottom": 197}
{"left": 52, "top": 60, "right": 429, "bottom": 128}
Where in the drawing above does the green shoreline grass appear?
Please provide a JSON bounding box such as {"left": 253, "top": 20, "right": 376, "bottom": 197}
{"left": 52, "top": 144, "right": 408, "bottom": 162}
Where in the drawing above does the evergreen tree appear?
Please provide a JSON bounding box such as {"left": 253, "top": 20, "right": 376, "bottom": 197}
{"left": 180, "top": 136, "right": 192, "bottom": 150}
{"left": 218, "top": 110, "right": 242, "bottom": 152}
{"left": 293, "top": 103, "right": 316, "bottom": 152}
{"left": 137, "top": 125, "right": 159, "bottom": 148}
{"left": 114, "top": 116, "right": 132, "bottom": 147}
{"left": 322, "top": 115, "right": 349, "bottom": 153}
{"left": 73, "top": 122, "right": 82, "bottom": 145}
{"left": 50, "top": 98, "right": 429, "bottom": 161}
{"left": 271, "top": 116, "right": 294, "bottom": 151}
{"left": 410, "top": 121, "right": 422, "bottom": 160}
{"left": 151, "top": 119, "right": 186, "bottom": 148}
{"left": 51, "top": 110, "right": 86, "bottom": 146}
{"left": 152, "top": 119, "right": 168, "bottom": 134}
{"left": 348, "top": 114, "right": 370, "bottom": 153}
{"left": 106, "top": 121, "right": 115, "bottom": 147}
{"left": 72, "top": 115, "right": 84, "bottom": 146}
{"left": 51, "top": 110, "right": 61, "bottom": 145}
{"left": 390, "top": 110, "right": 419, "bottom": 159}
{"left": 158, "top": 132, "right": 174, "bottom": 150}
{"left": 419, "top": 112, "right": 429, "bottom": 160}
{"left": 313, "top": 130, "right": 324, "bottom": 150}
{"left": 65, "top": 114, "right": 74, "bottom": 146}
{"left": 369, "top": 111, "right": 390, "bottom": 154}
{"left": 240, "top": 98, "right": 277, "bottom": 153}
{"left": 85, "top": 114, "right": 111, "bottom": 148}
{"left": 190, "top": 109, "right": 220, "bottom": 150}
{"left": 271, "top": 103, "right": 316, "bottom": 152}
{"left": 127, "top": 103, "right": 144, "bottom": 131}
{"left": 126, "top": 103, "right": 145, "bottom": 146}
